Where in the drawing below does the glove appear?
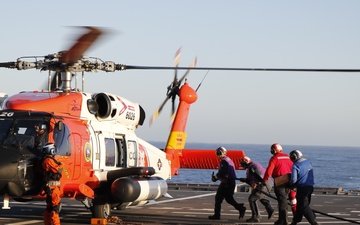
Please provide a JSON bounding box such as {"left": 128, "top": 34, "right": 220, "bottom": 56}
{"left": 211, "top": 172, "right": 217, "bottom": 182}
{"left": 239, "top": 178, "right": 247, "bottom": 183}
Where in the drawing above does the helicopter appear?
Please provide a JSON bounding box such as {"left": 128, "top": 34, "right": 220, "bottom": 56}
{"left": 1, "top": 27, "right": 358, "bottom": 220}
{"left": 0, "top": 27, "right": 248, "bottom": 219}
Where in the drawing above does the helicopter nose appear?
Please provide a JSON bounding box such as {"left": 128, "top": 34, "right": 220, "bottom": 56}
{"left": 0, "top": 148, "right": 42, "bottom": 197}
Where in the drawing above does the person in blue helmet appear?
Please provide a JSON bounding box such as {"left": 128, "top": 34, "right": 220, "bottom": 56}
{"left": 289, "top": 150, "right": 318, "bottom": 225}
{"left": 208, "top": 146, "right": 246, "bottom": 220}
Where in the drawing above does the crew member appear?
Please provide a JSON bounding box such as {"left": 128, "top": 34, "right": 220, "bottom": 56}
{"left": 239, "top": 156, "right": 274, "bottom": 223}
{"left": 42, "top": 142, "right": 63, "bottom": 225}
{"left": 263, "top": 143, "right": 294, "bottom": 225}
{"left": 35, "top": 122, "right": 48, "bottom": 148}
{"left": 208, "top": 146, "right": 246, "bottom": 220}
{"left": 289, "top": 150, "right": 318, "bottom": 225}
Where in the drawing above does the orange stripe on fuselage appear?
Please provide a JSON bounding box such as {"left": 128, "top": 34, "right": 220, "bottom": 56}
{"left": 4, "top": 91, "right": 83, "bottom": 117}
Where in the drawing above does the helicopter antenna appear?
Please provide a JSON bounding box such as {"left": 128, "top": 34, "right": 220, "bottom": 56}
{"left": 195, "top": 70, "right": 209, "bottom": 92}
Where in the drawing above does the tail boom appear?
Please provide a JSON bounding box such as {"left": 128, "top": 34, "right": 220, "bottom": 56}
{"left": 165, "top": 81, "right": 197, "bottom": 176}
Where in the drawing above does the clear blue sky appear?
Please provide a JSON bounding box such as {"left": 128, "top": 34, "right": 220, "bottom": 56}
{"left": 1, "top": 1, "right": 360, "bottom": 147}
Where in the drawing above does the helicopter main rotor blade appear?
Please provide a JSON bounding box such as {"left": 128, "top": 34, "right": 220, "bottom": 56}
{"left": 59, "top": 27, "right": 102, "bottom": 64}
{"left": 120, "top": 65, "right": 360, "bottom": 73}
{"left": 0, "top": 62, "right": 16, "bottom": 69}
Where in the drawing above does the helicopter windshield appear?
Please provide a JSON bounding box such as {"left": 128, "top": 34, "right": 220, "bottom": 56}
{"left": 0, "top": 118, "right": 47, "bottom": 150}
{"left": 0, "top": 118, "right": 12, "bottom": 143}
{"left": 0, "top": 111, "right": 72, "bottom": 157}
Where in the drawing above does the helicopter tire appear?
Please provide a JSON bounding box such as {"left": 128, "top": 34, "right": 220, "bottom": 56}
{"left": 92, "top": 195, "right": 111, "bottom": 218}
{"left": 92, "top": 203, "right": 111, "bottom": 218}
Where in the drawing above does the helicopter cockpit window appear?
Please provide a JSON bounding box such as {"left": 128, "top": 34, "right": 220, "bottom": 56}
{"left": 105, "top": 138, "right": 116, "bottom": 167}
{"left": 1, "top": 119, "right": 48, "bottom": 150}
{"left": 0, "top": 119, "right": 13, "bottom": 144}
{"left": 53, "top": 122, "right": 72, "bottom": 156}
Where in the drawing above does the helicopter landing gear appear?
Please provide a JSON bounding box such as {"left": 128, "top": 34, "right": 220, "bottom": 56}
{"left": 92, "top": 195, "right": 111, "bottom": 218}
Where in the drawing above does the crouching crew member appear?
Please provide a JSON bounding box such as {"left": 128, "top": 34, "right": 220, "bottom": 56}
{"left": 42, "top": 142, "right": 63, "bottom": 225}
{"left": 239, "top": 156, "right": 275, "bottom": 223}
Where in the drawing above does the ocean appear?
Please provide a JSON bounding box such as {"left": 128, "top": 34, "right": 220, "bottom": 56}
{"left": 152, "top": 142, "right": 360, "bottom": 191}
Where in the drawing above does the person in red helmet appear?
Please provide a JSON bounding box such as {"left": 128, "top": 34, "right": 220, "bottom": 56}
{"left": 263, "top": 143, "right": 294, "bottom": 225}
{"left": 208, "top": 146, "right": 246, "bottom": 220}
{"left": 41, "top": 142, "right": 63, "bottom": 225}
{"left": 239, "top": 156, "right": 275, "bottom": 223}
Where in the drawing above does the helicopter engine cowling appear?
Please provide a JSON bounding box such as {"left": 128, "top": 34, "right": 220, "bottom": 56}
{"left": 110, "top": 176, "right": 167, "bottom": 204}
{"left": 92, "top": 93, "right": 145, "bottom": 126}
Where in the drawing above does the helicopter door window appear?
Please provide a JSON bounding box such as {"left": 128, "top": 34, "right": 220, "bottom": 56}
{"left": 127, "top": 140, "right": 137, "bottom": 167}
{"left": 53, "top": 122, "right": 72, "bottom": 156}
{"left": 105, "top": 138, "right": 116, "bottom": 167}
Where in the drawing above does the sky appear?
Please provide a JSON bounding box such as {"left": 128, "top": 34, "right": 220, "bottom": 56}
{"left": 1, "top": 1, "right": 360, "bottom": 147}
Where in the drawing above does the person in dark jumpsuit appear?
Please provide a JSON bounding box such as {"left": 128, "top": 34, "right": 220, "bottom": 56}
{"left": 289, "top": 150, "right": 318, "bottom": 225}
{"left": 239, "top": 156, "right": 275, "bottom": 223}
{"left": 208, "top": 146, "right": 246, "bottom": 220}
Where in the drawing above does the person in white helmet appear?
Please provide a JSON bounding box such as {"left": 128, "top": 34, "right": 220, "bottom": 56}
{"left": 289, "top": 150, "right": 318, "bottom": 225}
{"left": 239, "top": 156, "right": 274, "bottom": 223}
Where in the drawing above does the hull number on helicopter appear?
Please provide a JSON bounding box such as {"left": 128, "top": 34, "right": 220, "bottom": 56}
{"left": 0, "top": 111, "right": 14, "bottom": 117}
{"left": 126, "top": 112, "right": 136, "bottom": 120}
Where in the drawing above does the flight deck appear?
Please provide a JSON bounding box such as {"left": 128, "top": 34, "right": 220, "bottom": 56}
{"left": 0, "top": 183, "right": 359, "bottom": 225}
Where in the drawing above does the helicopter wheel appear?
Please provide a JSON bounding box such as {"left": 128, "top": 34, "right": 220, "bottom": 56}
{"left": 92, "top": 203, "right": 111, "bottom": 218}
{"left": 92, "top": 195, "right": 111, "bottom": 218}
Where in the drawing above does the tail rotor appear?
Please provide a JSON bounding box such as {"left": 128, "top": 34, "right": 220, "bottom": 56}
{"left": 149, "top": 49, "right": 197, "bottom": 126}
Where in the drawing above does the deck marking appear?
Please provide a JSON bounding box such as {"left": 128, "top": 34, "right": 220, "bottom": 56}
{"left": 5, "top": 220, "right": 42, "bottom": 225}
{"left": 156, "top": 192, "right": 216, "bottom": 204}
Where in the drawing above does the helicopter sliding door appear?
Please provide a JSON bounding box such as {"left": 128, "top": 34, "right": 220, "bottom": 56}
{"left": 97, "top": 132, "right": 127, "bottom": 170}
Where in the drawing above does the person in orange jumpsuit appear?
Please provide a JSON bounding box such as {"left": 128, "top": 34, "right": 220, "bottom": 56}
{"left": 35, "top": 122, "right": 48, "bottom": 149}
{"left": 42, "top": 142, "right": 63, "bottom": 225}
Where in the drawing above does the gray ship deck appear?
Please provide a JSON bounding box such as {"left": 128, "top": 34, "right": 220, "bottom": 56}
{"left": 0, "top": 183, "right": 359, "bottom": 225}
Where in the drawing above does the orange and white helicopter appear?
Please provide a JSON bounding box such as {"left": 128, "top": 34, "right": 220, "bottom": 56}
{"left": 1, "top": 27, "right": 358, "bottom": 220}
{"left": 0, "top": 27, "right": 247, "bottom": 219}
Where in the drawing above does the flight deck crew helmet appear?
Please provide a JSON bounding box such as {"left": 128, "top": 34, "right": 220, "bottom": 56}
{"left": 42, "top": 142, "right": 57, "bottom": 156}
{"left": 240, "top": 156, "right": 251, "bottom": 167}
{"left": 270, "top": 143, "right": 283, "bottom": 155}
{"left": 216, "top": 146, "right": 227, "bottom": 156}
{"left": 289, "top": 149, "right": 303, "bottom": 162}
{"left": 36, "top": 122, "right": 47, "bottom": 131}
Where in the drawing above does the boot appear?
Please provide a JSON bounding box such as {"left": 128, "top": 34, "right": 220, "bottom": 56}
{"left": 260, "top": 198, "right": 274, "bottom": 219}
{"left": 267, "top": 208, "right": 275, "bottom": 220}
{"left": 246, "top": 217, "right": 260, "bottom": 222}
{"left": 247, "top": 200, "right": 261, "bottom": 221}
{"left": 274, "top": 210, "right": 288, "bottom": 225}
{"left": 208, "top": 215, "right": 220, "bottom": 220}
{"left": 237, "top": 203, "right": 246, "bottom": 219}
